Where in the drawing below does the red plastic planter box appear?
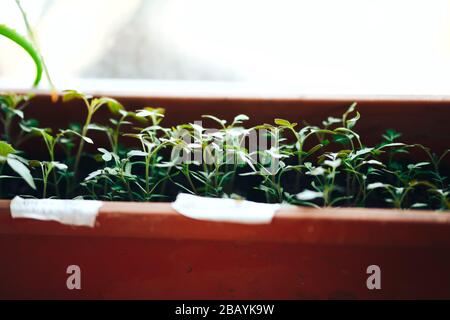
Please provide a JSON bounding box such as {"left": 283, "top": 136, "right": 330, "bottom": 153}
{"left": 1, "top": 202, "right": 450, "bottom": 299}
{"left": 0, "top": 93, "right": 449, "bottom": 299}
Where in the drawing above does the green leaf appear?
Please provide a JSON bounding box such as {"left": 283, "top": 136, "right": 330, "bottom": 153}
{"left": 342, "top": 102, "right": 357, "bottom": 125}
{"left": 31, "top": 128, "right": 54, "bottom": 145}
{"left": 237, "top": 151, "right": 256, "bottom": 171}
{"left": 407, "top": 162, "right": 430, "bottom": 170}
{"left": 95, "top": 97, "right": 124, "bottom": 114}
{"left": 202, "top": 115, "right": 227, "bottom": 128}
{"left": 190, "top": 123, "right": 204, "bottom": 134}
{"left": 10, "top": 108, "right": 24, "bottom": 119}
{"left": 382, "top": 129, "right": 402, "bottom": 142}
{"left": 362, "top": 159, "right": 385, "bottom": 166}
{"left": 367, "top": 182, "right": 388, "bottom": 190}
{"left": 274, "top": 118, "right": 296, "bottom": 127}
{"left": 324, "top": 159, "right": 341, "bottom": 169}
{"left": 0, "top": 141, "right": 16, "bottom": 157}
{"left": 333, "top": 134, "right": 351, "bottom": 145}
{"left": 87, "top": 123, "right": 109, "bottom": 132}
{"left": 307, "top": 166, "right": 326, "bottom": 176}
{"left": 322, "top": 117, "right": 341, "bottom": 127}
{"left": 63, "top": 129, "right": 93, "bottom": 144}
{"left": 6, "top": 155, "right": 36, "bottom": 189}
{"left": 62, "top": 90, "right": 91, "bottom": 102}
{"left": 85, "top": 169, "right": 103, "bottom": 181}
{"left": 19, "top": 118, "right": 39, "bottom": 132}
{"left": 52, "top": 161, "right": 68, "bottom": 171}
{"left": 232, "top": 114, "right": 249, "bottom": 126}
{"left": 136, "top": 109, "right": 165, "bottom": 118}
{"left": 378, "top": 142, "right": 407, "bottom": 149}
{"left": 346, "top": 111, "right": 360, "bottom": 129}
{"left": 411, "top": 203, "right": 427, "bottom": 208}
{"left": 28, "top": 159, "right": 41, "bottom": 167}
{"left": 97, "top": 148, "right": 112, "bottom": 162}
{"left": 127, "top": 150, "right": 148, "bottom": 157}
{"left": 296, "top": 189, "right": 323, "bottom": 200}
{"left": 350, "top": 147, "right": 374, "bottom": 160}
{"left": 265, "top": 147, "right": 288, "bottom": 159}
{"left": 306, "top": 144, "right": 324, "bottom": 156}
{"left": 334, "top": 127, "right": 359, "bottom": 139}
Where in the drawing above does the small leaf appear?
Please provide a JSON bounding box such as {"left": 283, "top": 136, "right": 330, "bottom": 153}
{"left": 333, "top": 134, "right": 351, "bottom": 145}
{"left": 382, "top": 129, "right": 402, "bottom": 142}
{"left": 85, "top": 169, "right": 103, "bottom": 181}
{"left": 124, "top": 162, "right": 132, "bottom": 175}
{"left": 52, "top": 162, "right": 68, "bottom": 171}
{"left": 378, "top": 142, "right": 407, "bottom": 149}
{"left": 96, "top": 97, "right": 124, "bottom": 114}
{"left": 28, "top": 160, "right": 41, "bottom": 167}
{"left": 407, "top": 162, "right": 430, "bottom": 170}
{"left": 342, "top": 102, "right": 357, "bottom": 125}
{"left": 296, "top": 189, "right": 324, "bottom": 201}
{"left": 0, "top": 141, "right": 16, "bottom": 157}
{"left": 136, "top": 109, "right": 165, "bottom": 118}
{"left": 346, "top": 111, "right": 360, "bottom": 129}
{"left": 31, "top": 128, "right": 54, "bottom": 145}
{"left": 63, "top": 129, "right": 93, "bottom": 144}
{"left": 274, "top": 118, "right": 296, "bottom": 127}
{"left": 367, "top": 182, "right": 387, "bottom": 190}
{"left": 11, "top": 108, "right": 24, "bottom": 119}
{"left": 265, "top": 147, "right": 287, "bottom": 159}
{"left": 238, "top": 151, "right": 256, "bottom": 171}
{"left": 87, "top": 123, "right": 109, "bottom": 132}
{"left": 202, "top": 115, "right": 227, "bottom": 128}
{"left": 62, "top": 90, "right": 91, "bottom": 102}
{"left": 19, "top": 118, "right": 39, "bottom": 133}
{"left": 322, "top": 117, "right": 341, "bottom": 127}
{"left": 190, "top": 123, "right": 204, "bottom": 134}
{"left": 307, "top": 166, "right": 325, "bottom": 176}
{"left": 350, "top": 147, "right": 374, "bottom": 160}
{"left": 324, "top": 159, "right": 342, "bottom": 169}
{"left": 98, "top": 148, "right": 112, "bottom": 162}
{"left": 334, "top": 127, "right": 359, "bottom": 140}
{"left": 232, "top": 114, "right": 249, "bottom": 125}
{"left": 6, "top": 156, "right": 36, "bottom": 189}
{"left": 362, "top": 159, "right": 385, "bottom": 166}
{"left": 411, "top": 203, "right": 427, "bottom": 208}
{"left": 306, "top": 144, "right": 325, "bottom": 156}
{"left": 127, "top": 150, "right": 148, "bottom": 157}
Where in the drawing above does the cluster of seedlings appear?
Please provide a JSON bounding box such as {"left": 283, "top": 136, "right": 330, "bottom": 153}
{"left": 0, "top": 91, "right": 449, "bottom": 210}
{"left": 1, "top": 1, "right": 448, "bottom": 210}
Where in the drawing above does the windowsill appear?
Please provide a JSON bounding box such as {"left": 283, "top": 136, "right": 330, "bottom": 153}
{"left": 2, "top": 78, "right": 450, "bottom": 101}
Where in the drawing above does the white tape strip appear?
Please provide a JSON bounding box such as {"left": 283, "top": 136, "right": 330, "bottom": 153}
{"left": 10, "top": 196, "right": 103, "bottom": 227}
{"left": 171, "top": 193, "right": 280, "bottom": 224}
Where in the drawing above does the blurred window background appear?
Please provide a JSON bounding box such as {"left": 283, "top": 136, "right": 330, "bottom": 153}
{"left": 1, "top": 0, "right": 450, "bottom": 95}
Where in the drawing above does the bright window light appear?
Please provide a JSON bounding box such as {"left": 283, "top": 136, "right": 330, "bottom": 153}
{"left": 1, "top": 0, "right": 450, "bottom": 95}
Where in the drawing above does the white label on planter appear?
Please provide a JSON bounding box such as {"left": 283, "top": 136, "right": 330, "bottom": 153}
{"left": 10, "top": 196, "right": 103, "bottom": 227}
{"left": 171, "top": 193, "right": 280, "bottom": 224}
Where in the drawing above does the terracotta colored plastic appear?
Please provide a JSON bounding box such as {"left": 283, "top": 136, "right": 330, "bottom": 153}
{"left": 0, "top": 93, "right": 449, "bottom": 299}
{"left": 1, "top": 201, "right": 450, "bottom": 299}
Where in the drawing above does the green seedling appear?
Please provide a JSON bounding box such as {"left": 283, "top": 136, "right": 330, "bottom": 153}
{"left": 0, "top": 92, "right": 447, "bottom": 211}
